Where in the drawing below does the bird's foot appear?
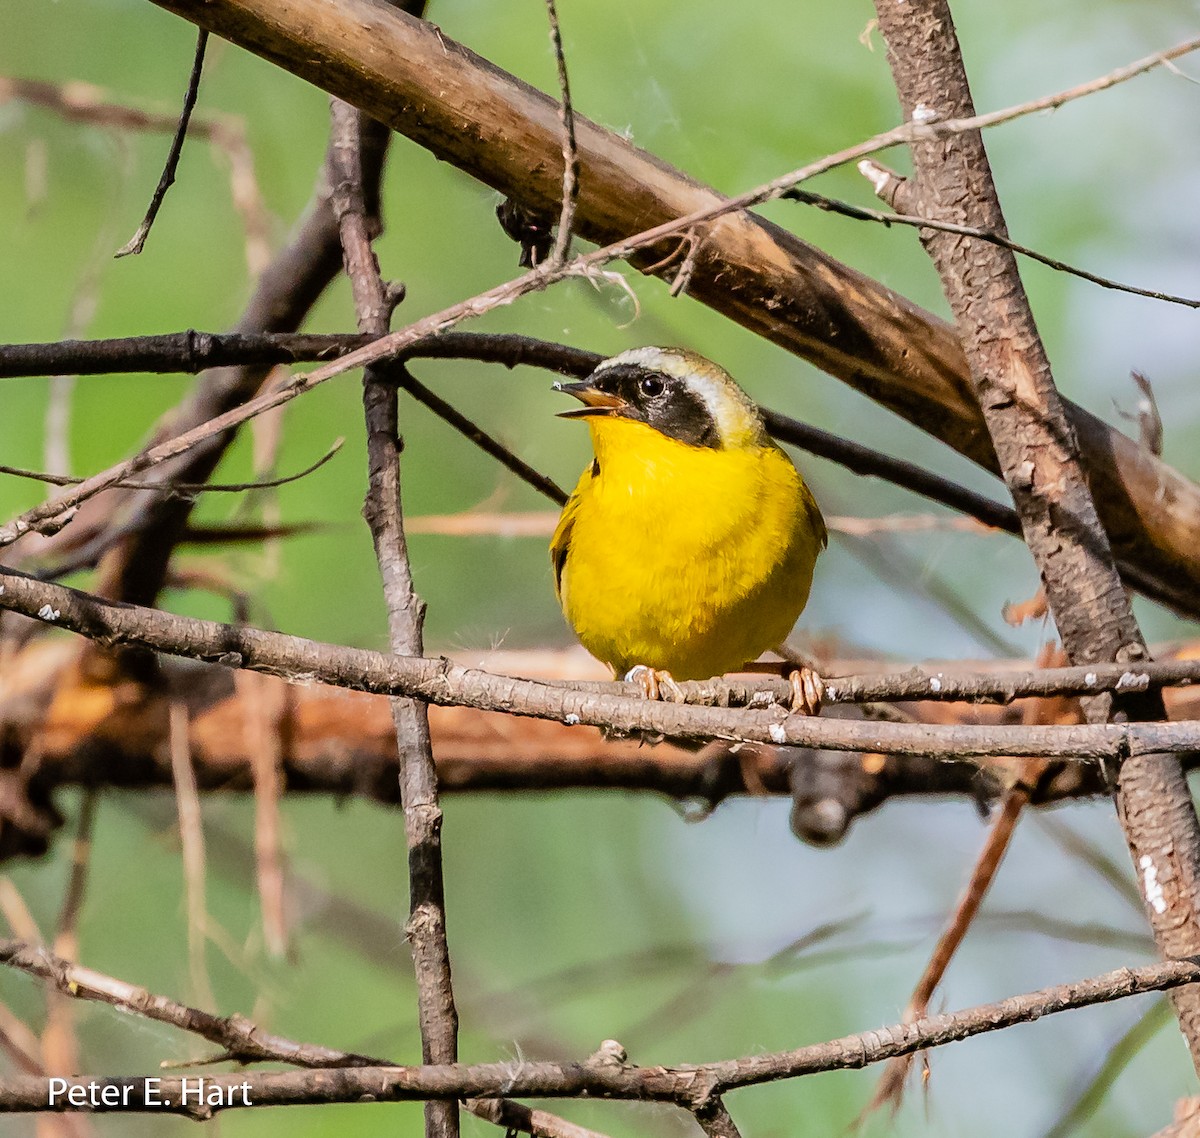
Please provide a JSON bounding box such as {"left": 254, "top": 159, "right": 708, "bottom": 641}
{"left": 624, "top": 665, "right": 684, "bottom": 702}
{"left": 787, "top": 666, "right": 825, "bottom": 716}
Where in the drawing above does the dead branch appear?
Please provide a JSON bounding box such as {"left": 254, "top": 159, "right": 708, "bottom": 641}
{"left": 8, "top": 567, "right": 1200, "bottom": 762}
{"left": 543, "top": 0, "right": 578, "bottom": 264}
{"left": 114, "top": 30, "right": 209, "bottom": 258}
{"left": 795, "top": 177, "right": 1200, "bottom": 310}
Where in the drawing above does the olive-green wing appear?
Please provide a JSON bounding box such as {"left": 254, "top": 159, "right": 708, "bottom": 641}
{"left": 800, "top": 478, "right": 828, "bottom": 551}
{"left": 550, "top": 482, "right": 582, "bottom": 603}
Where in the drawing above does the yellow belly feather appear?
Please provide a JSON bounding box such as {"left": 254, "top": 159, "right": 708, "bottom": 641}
{"left": 552, "top": 417, "right": 824, "bottom": 680}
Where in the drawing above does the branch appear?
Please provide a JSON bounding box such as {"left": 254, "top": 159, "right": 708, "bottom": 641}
{"left": 328, "top": 95, "right": 460, "bottom": 1138}
{"left": 5, "top": 955, "right": 1199, "bottom": 1115}
{"left": 113, "top": 30, "right": 209, "bottom": 258}
{"left": 543, "top": 0, "right": 578, "bottom": 264}
{"left": 789, "top": 179, "right": 1200, "bottom": 310}
{"left": 0, "top": 939, "right": 606, "bottom": 1138}
{"left": 872, "top": 0, "right": 1200, "bottom": 1068}
{"left": 7, "top": 568, "right": 1200, "bottom": 760}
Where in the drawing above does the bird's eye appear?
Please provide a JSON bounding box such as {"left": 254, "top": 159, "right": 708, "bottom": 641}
{"left": 639, "top": 375, "right": 665, "bottom": 398}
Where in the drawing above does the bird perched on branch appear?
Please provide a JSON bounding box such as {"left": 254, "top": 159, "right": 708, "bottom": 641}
{"left": 551, "top": 346, "right": 826, "bottom": 712}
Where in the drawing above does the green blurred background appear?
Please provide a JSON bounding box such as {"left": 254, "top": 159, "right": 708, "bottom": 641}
{"left": 2, "top": 1, "right": 1198, "bottom": 1134}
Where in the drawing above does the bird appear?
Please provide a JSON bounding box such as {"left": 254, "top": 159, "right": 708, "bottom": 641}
{"left": 550, "top": 346, "right": 826, "bottom": 711}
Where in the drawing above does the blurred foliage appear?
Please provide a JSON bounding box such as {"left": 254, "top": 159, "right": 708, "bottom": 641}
{"left": 1, "top": 1, "right": 1199, "bottom": 1135}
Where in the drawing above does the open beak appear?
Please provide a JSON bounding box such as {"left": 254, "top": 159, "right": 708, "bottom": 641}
{"left": 553, "top": 379, "right": 627, "bottom": 419}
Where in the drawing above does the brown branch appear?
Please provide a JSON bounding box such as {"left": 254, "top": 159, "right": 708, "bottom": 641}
{"left": 872, "top": 0, "right": 1200, "bottom": 1068}
{"left": 0, "top": 938, "right": 380, "bottom": 1067}
{"left": 113, "top": 30, "right": 209, "bottom": 258}
{"left": 396, "top": 367, "right": 568, "bottom": 505}
{"left": 9, "top": 567, "right": 1200, "bottom": 762}
{"left": 167, "top": 700, "right": 215, "bottom": 1006}
{"left": 130, "top": 0, "right": 1200, "bottom": 617}
{"left": 692, "top": 1097, "right": 743, "bottom": 1138}
{"left": 0, "top": 439, "right": 342, "bottom": 495}
{"left": 328, "top": 96, "right": 460, "bottom": 1138}
{"left": 4, "top": 953, "right": 1199, "bottom": 1115}
{"left": 0, "top": 332, "right": 374, "bottom": 377}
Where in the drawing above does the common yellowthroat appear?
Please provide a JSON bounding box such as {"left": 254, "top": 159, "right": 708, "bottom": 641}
{"left": 551, "top": 347, "right": 826, "bottom": 706}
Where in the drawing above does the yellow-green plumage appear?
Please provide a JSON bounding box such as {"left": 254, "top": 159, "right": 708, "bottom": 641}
{"left": 551, "top": 347, "right": 825, "bottom": 681}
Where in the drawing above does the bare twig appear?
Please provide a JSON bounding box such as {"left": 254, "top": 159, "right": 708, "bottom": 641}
{"left": 168, "top": 699, "right": 215, "bottom": 1007}
{"left": 238, "top": 673, "right": 289, "bottom": 959}
{"left": 0, "top": 440, "right": 343, "bottom": 494}
{"left": 397, "top": 367, "right": 568, "bottom": 505}
{"left": 796, "top": 173, "right": 1200, "bottom": 310}
{"left": 114, "top": 30, "right": 209, "bottom": 258}
{"left": 544, "top": 0, "right": 578, "bottom": 264}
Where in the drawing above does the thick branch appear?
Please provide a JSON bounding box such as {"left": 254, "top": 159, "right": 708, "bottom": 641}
{"left": 872, "top": 0, "right": 1200, "bottom": 1068}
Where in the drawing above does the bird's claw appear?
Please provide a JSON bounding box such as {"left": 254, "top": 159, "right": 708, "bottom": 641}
{"left": 788, "top": 667, "right": 825, "bottom": 716}
{"left": 625, "top": 665, "right": 684, "bottom": 702}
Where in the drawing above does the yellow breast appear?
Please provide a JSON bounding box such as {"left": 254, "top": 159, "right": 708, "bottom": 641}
{"left": 551, "top": 416, "right": 824, "bottom": 680}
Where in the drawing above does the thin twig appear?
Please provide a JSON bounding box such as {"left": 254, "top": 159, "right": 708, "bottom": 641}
{"left": 398, "top": 367, "right": 568, "bottom": 504}
{"left": 238, "top": 673, "right": 289, "bottom": 960}
{"left": 544, "top": 0, "right": 578, "bottom": 264}
{"left": 0, "top": 440, "right": 343, "bottom": 494}
{"left": 168, "top": 699, "right": 215, "bottom": 1008}
{"left": 114, "top": 30, "right": 209, "bottom": 258}
{"left": 792, "top": 178, "right": 1200, "bottom": 310}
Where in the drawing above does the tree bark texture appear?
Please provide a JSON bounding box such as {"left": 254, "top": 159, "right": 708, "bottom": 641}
{"left": 872, "top": 0, "right": 1200, "bottom": 1072}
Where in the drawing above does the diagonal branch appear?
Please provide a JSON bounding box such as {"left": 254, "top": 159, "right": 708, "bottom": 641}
{"left": 114, "top": 29, "right": 209, "bottom": 258}
{"left": 0, "top": 939, "right": 604, "bottom": 1138}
